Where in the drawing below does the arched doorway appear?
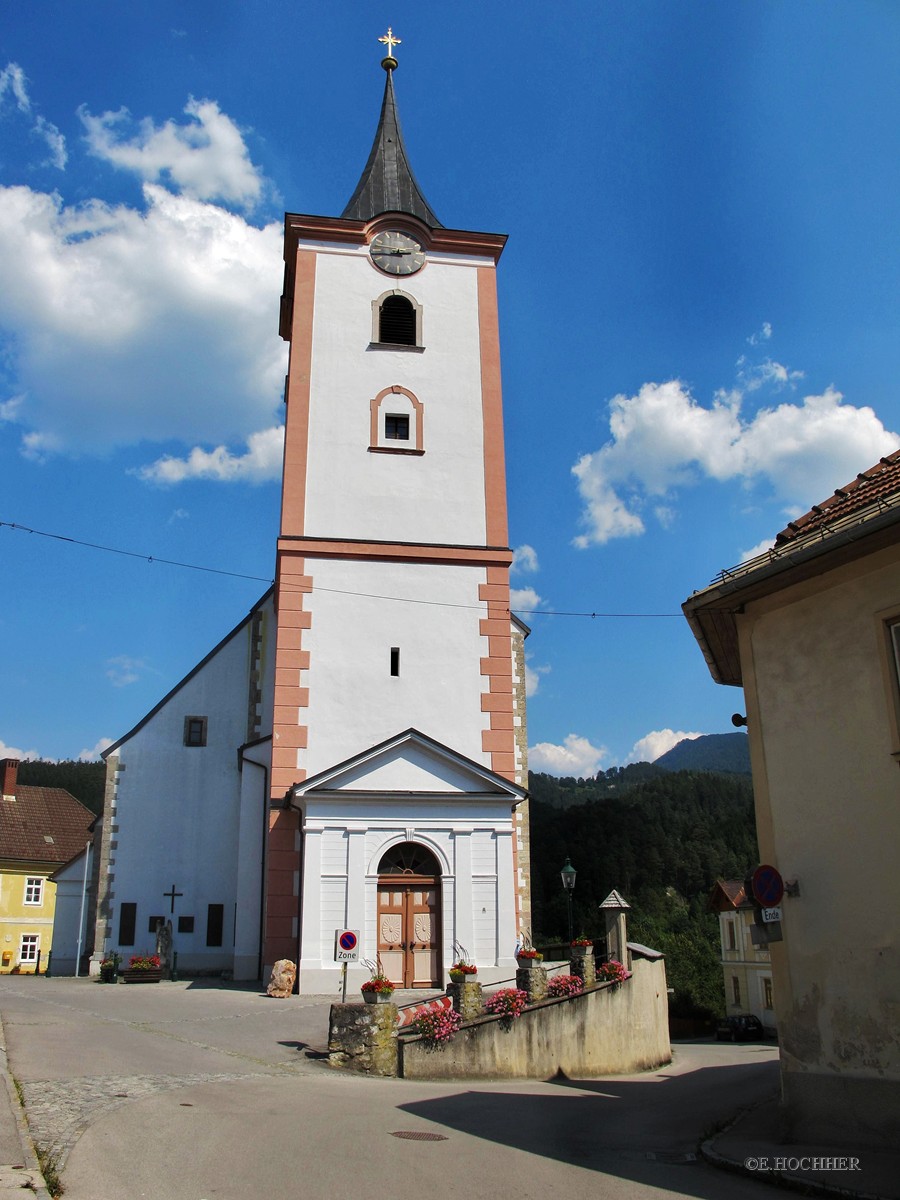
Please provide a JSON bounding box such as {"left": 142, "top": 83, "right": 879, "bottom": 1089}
{"left": 376, "top": 843, "right": 441, "bottom": 988}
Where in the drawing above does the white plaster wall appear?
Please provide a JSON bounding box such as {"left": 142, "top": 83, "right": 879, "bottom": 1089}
{"left": 303, "top": 247, "right": 489, "bottom": 545}
{"left": 739, "top": 550, "right": 900, "bottom": 1138}
{"left": 296, "top": 795, "right": 518, "bottom": 992}
{"left": 49, "top": 849, "right": 92, "bottom": 976}
{"left": 104, "top": 599, "right": 275, "bottom": 972}
{"left": 301, "top": 558, "right": 490, "bottom": 776}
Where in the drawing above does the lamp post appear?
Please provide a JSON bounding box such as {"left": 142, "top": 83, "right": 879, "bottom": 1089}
{"left": 560, "top": 857, "right": 577, "bottom": 944}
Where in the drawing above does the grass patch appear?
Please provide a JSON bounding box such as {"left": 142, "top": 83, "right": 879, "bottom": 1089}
{"left": 11, "top": 1075, "right": 64, "bottom": 1197}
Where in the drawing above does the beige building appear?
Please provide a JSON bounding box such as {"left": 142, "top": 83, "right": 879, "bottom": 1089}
{"left": 708, "top": 879, "right": 775, "bottom": 1032}
{"left": 684, "top": 450, "right": 900, "bottom": 1149}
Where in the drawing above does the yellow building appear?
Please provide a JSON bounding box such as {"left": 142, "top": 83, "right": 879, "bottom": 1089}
{"left": 1, "top": 759, "right": 94, "bottom": 974}
{"left": 685, "top": 450, "right": 900, "bottom": 1149}
{"left": 708, "top": 879, "right": 776, "bottom": 1033}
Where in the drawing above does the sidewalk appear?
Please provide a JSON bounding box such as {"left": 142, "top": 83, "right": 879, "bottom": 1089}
{"left": 0, "top": 1012, "right": 50, "bottom": 1197}
{"left": 703, "top": 1095, "right": 900, "bottom": 1200}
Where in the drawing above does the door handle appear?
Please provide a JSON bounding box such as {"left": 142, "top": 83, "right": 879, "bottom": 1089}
{"left": 400, "top": 942, "right": 407, "bottom": 950}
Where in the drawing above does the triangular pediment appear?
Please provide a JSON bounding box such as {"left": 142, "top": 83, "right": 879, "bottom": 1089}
{"left": 290, "top": 729, "right": 525, "bottom": 800}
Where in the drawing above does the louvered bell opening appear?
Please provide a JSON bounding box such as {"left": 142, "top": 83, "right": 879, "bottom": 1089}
{"left": 379, "top": 295, "right": 416, "bottom": 346}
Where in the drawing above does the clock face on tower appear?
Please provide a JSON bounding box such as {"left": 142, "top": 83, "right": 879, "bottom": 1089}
{"left": 369, "top": 230, "right": 426, "bottom": 275}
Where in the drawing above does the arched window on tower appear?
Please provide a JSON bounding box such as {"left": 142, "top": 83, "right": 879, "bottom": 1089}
{"left": 371, "top": 291, "right": 423, "bottom": 349}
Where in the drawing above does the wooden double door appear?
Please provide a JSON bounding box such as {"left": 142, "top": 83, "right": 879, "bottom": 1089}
{"left": 377, "top": 845, "right": 441, "bottom": 988}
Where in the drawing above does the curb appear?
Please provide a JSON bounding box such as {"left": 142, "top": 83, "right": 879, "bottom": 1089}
{"left": 699, "top": 1097, "right": 891, "bottom": 1200}
{"left": 0, "top": 1012, "right": 51, "bottom": 1198}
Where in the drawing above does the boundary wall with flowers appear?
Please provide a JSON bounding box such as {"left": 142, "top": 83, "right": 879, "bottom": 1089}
{"left": 398, "top": 953, "right": 670, "bottom": 1080}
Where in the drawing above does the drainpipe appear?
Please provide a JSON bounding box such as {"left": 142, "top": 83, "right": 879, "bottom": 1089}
{"left": 74, "top": 840, "right": 91, "bottom": 978}
{"left": 238, "top": 745, "right": 270, "bottom": 982}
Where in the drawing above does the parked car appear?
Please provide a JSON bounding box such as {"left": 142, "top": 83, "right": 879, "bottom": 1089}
{"left": 716, "top": 1014, "right": 764, "bottom": 1042}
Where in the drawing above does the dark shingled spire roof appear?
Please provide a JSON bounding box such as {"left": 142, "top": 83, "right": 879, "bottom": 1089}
{"left": 342, "top": 64, "right": 442, "bottom": 228}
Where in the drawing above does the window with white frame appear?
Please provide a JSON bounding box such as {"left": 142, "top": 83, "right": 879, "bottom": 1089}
{"left": 24, "top": 877, "right": 43, "bottom": 906}
{"left": 20, "top": 934, "right": 39, "bottom": 964}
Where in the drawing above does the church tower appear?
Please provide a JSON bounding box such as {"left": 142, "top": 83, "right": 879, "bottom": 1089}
{"left": 265, "top": 38, "right": 529, "bottom": 990}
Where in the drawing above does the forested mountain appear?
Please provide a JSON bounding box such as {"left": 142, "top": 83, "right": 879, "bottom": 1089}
{"left": 530, "top": 734, "right": 750, "bottom": 813}
{"left": 528, "top": 768, "right": 758, "bottom": 1017}
{"left": 17, "top": 759, "right": 106, "bottom": 815}
{"left": 656, "top": 732, "right": 750, "bottom": 774}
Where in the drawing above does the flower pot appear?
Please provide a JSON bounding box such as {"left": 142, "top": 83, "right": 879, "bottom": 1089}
{"left": 516, "top": 956, "right": 542, "bottom": 969}
{"left": 122, "top": 968, "right": 163, "bottom": 984}
{"left": 571, "top": 944, "right": 593, "bottom": 955}
{"left": 449, "top": 971, "right": 477, "bottom": 984}
{"left": 362, "top": 990, "right": 394, "bottom": 1004}
{"left": 99, "top": 966, "right": 118, "bottom": 983}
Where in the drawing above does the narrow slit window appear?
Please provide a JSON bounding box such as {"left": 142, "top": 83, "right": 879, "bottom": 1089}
{"left": 390, "top": 647, "right": 400, "bottom": 676}
{"left": 385, "top": 414, "right": 409, "bottom": 441}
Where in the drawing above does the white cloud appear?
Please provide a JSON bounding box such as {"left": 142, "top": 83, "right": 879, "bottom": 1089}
{"left": 524, "top": 655, "right": 550, "bottom": 698}
{"left": 737, "top": 356, "right": 804, "bottom": 394}
{"left": 0, "top": 62, "right": 30, "bottom": 112}
{"left": 512, "top": 544, "right": 539, "bottom": 573}
{"left": 510, "top": 586, "right": 542, "bottom": 611}
{"left": 748, "top": 322, "right": 772, "bottom": 346}
{"left": 137, "top": 424, "right": 284, "bottom": 484}
{"left": 0, "top": 62, "right": 67, "bottom": 170}
{"left": 573, "top": 380, "right": 899, "bottom": 547}
{"left": 80, "top": 98, "right": 263, "bottom": 209}
{"left": 0, "top": 181, "right": 286, "bottom": 460}
{"left": 105, "top": 656, "right": 149, "bottom": 687}
{"left": 528, "top": 733, "right": 608, "bottom": 777}
{"left": 628, "top": 728, "right": 703, "bottom": 764}
{"left": 33, "top": 116, "right": 67, "bottom": 170}
{"left": 0, "top": 738, "right": 39, "bottom": 761}
{"left": 739, "top": 537, "right": 776, "bottom": 563}
{"left": 79, "top": 737, "right": 113, "bottom": 761}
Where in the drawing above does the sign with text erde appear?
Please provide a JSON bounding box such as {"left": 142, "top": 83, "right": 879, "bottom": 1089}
{"left": 751, "top": 864, "right": 784, "bottom": 908}
{"left": 334, "top": 929, "right": 359, "bottom": 962}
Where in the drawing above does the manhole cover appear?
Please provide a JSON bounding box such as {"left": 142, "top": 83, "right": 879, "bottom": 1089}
{"left": 390, "top": 1131, "right": 448, "bottom": 1142}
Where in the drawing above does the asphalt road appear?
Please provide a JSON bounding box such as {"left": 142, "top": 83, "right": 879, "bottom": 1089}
{"left": 1, "top": 976, "right": 782, "bottom": 1200}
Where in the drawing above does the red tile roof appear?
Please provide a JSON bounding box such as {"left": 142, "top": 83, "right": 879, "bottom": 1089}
{"left": 708, "top": 879, "right": 752, "bottom": 911}
{"left": 775, "top": 448, "right": 900, "bottom": 547}
{"left": 0, "top": 785, "right": 94, "bottom": 865}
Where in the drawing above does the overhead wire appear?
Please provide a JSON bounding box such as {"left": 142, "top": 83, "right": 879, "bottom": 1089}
{"left": 0, "top": 519, "right": 684, "bottom": 618}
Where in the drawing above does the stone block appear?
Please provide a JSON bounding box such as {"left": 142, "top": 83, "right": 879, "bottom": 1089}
{"left": 448, "top": 979, "right": 484, "bottom": 1021}
{"left": 266, "top": 958, "right": 296, "bottom": 997}
{"left": 328, "top": 1002, "right": 398, "bottom": 1075}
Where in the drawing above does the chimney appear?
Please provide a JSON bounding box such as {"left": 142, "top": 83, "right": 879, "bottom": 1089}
{"left": 2, "top": 758, "right": 19, "bottom": 799}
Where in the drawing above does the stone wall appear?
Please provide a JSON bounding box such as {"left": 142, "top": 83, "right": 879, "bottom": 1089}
{"left": 399, "top": 955, "right": 670, "bottom": 1080}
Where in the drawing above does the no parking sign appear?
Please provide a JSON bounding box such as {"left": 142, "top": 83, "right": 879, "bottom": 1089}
{"left": 334, "top": 929, "right": 360, "bottom": 962}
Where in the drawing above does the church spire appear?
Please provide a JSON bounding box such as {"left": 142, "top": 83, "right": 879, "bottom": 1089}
{"left": 341, "top": 32, "right": 443, "bottom": 228}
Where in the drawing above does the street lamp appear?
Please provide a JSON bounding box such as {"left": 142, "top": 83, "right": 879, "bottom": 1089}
{"left": 560, "top": 857, "right": 577, "bottom": 944}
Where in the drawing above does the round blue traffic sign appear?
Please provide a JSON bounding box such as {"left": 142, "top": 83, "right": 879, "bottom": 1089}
{"left": 339, "top": 930, "right": 358, "bottom": 952}
{"left": 752, "top": 864, "right": 784, "bottom": 907}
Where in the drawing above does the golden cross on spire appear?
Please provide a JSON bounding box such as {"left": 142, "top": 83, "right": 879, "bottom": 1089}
{"left": 378, "top": 27, "right": 401, "bottom": 58}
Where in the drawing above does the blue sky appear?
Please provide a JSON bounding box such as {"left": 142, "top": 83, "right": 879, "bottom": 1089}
{"left": 1, "top": 2, "right": 898, "bottom": 774}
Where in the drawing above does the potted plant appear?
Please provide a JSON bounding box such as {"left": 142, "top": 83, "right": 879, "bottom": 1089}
{"left": 548, "top": 974, "right": 584, "bottom": 998}
{"left": 570, "top": 934, "right": 593, "bottom": 953}
{"left": 99, "top": 952, "right": 121, "bottom": 983}
{"left": 122, "top": 954, "right": 163, "bottom": 984}
{"left": 360, "top": 958, "right": 395, "bottom": 1004}
{"left": 515, "top": 947, "right": 543, "bottom": 969}
{"left": 599, "top": 959, "right": 629, "bottom": 986}
{"left": 448, "top": 942, "right": 477, "bottom": 983}
{"left": 484, "top": 987, "right": 529, "bottom": 1019}
{"left": 449, "top": 962, "right": 477, "bottom": 983}
{"left": 413, "top": 1007, "right": 463, "bottom": 1046}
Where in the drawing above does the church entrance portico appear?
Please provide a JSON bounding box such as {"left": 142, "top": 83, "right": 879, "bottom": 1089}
{"left": 377, "top": 842, "right": 441, "bottom": 988}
